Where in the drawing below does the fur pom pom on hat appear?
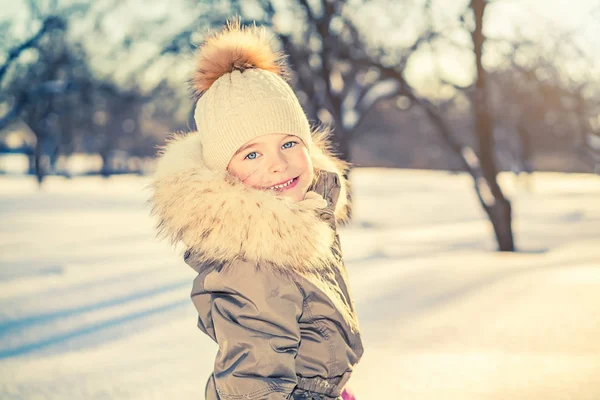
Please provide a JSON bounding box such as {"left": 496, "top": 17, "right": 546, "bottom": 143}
{"left": 191, "top": 18, "right": 312, "bottom": 171}
{"left": 191, "top": 19, "right": 288, "bottom": 97}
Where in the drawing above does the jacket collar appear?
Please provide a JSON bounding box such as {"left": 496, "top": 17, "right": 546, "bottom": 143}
{"left": 149, "top": 128, "right": 350, "bottom": 274}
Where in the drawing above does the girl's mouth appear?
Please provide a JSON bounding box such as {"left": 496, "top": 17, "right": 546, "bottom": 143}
{"left": 267, "top": 176, "right": 299, "bottom": 192}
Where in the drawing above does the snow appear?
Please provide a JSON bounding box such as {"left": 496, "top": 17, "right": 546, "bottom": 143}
{"left": 0, "top": 155, "right": 29, "bottom": 175}
{"left": 1, "top": 169, "right": 599, "bottom": 399}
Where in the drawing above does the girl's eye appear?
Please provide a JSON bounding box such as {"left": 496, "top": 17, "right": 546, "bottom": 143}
{"left": 282, "top": 141, "right": 297, "bottom": 149}
{"left": 245, "top": 151, "right": 258, "bottom": 160}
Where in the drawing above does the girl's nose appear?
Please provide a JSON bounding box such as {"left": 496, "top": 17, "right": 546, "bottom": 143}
{"left": 269, "top": 152, "right": 288, "bottom": 174}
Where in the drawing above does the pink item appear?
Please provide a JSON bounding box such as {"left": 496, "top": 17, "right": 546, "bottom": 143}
{"left": 341, "top": 387, "right": 356, "bottom": 400}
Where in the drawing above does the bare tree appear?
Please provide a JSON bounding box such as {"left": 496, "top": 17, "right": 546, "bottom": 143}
{"left": 331, "top": 0, "right": 513, "bottom": 250}
{"left": 0, "top": 1, "right": 92, "bottom": 183}
{"left": 0, "top": 16, "right": 67, "bottom": 131}
{"left": 3, "top": 26, "right": 82, "bottom": 183}
{"left": 0, "top": 0, "right": 174, "bottom": 181}
{"left": 158, "top": 1, "right": 432, "bottom": 162}
{"left": 487, "top": 14, "right": 600, "bottom": 176}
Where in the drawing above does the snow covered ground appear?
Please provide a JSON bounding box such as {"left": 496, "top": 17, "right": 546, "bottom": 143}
{"left": 1, "top": 169, "right": 599, "bottom": 399}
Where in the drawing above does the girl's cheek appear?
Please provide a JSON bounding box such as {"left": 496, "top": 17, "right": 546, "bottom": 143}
{"left": 241, "top": 168, "right": 267, "bottom": 188}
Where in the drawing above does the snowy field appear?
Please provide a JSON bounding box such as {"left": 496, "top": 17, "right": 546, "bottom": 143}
{"left": 1, "top": 169, "right": 599, "bottom": 400}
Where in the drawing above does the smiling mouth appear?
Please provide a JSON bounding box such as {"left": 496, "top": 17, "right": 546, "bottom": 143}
{"left": 266, "top": 176, "right": 299, "bottom": 191}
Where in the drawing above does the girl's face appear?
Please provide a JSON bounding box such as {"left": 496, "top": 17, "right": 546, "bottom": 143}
{"left": 227, "top": 134, "right": 314, "bottom": 202}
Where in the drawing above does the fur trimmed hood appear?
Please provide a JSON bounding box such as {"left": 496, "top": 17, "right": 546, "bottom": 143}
{"left": 149, "top": 127, "right": 350, "bottom": 275}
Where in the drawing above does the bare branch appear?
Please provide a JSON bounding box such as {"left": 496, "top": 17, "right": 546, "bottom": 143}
{"left": 0, "top": 99, "right": 24, "bottom": 131}
{"left": 0, "top": 80, "right": 75, "bottom": 130}
{"left": 348, "top": 85, "right": 403, "bottom": 138}
{"left": 278, "top": 34, "right": 319, "bottom": 116}
{"left": 0, "top": 16, "right": 66, "bottom": 84}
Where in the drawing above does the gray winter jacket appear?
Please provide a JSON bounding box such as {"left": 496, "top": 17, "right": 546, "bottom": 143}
{"left": 150, "top": 129, "right": 363, "bottom": 399}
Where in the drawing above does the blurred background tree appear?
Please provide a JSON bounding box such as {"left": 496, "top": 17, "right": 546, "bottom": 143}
{"left": 0, "top": 0, "right": 180, "bottom": 182}
{"left": 1, "top": 0, "right": 599, "bottom": 251}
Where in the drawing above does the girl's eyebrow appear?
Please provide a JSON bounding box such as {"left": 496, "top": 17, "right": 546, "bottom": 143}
{"left": 235, "top": 142, "right": 258, "bottom": 155}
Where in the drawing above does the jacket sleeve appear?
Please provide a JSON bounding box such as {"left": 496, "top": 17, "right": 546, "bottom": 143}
{"left": 203, "top": 260, "right": 304, "bottom": 400}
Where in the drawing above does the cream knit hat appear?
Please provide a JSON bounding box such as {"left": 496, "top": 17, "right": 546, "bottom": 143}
{"left": 191, "top": 19, "right": 312, "bottom": 171}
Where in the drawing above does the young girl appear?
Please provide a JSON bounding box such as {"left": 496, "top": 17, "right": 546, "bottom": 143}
{"left": 149, "top": 19, "right": 363, "bottom": 400}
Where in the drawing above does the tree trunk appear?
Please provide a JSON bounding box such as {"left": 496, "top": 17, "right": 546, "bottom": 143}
{"left": 484, "top": 198, "right": 514, "bottom": 251}
{"left": 34, "top": 134, "right": 45, "bottom": 186}
{"left": 330, "top": 114, "right": 353, "bottom": 219}
{"left": 471, "top": 0, "right": 514, "bottom": 251}
{"left": 332, "top": 126, "right": 351, "bottom": 163}
{"left": 100, "top": 150, "right": 111, "bottom": 178}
